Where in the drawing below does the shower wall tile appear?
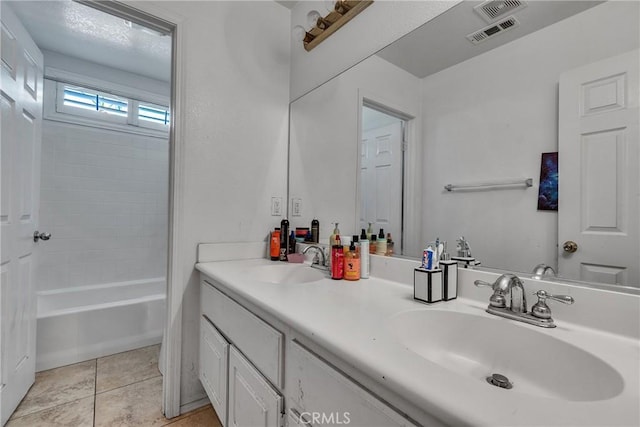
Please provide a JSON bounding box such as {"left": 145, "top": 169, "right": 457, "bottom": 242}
{"left": 37, "top": 120, "right": 169, "bottom": 292}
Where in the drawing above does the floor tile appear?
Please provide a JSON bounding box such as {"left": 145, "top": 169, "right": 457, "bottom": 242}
{"left": 7, "top": 396, "right": 94, "bottom": 427}
{"left": 11, "top": 360, "right": 96, "bottom": 419}
{"left": 165, "top": 405, "right": 221, "bottom": 427}
{"left": 95, "top": 375, "right": 169, "bottom": 427}
{"left": 96, "top": 344, "right": 161, "bottom": 393}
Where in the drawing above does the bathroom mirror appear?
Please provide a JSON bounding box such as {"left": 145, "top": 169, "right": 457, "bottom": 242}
{"left": 288, "top": 0, "right": 640, "bottom": 289}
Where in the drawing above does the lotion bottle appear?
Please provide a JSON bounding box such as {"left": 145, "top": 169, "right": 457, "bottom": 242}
{"left": 369, "top": 234, "right": 377, "bottom": 254}
{"left": 366, "top": 223, "right": 374, "bottom": 241}
{"left": 376, "top": 228, "right": 387, "bottom": 255}
{"left": 359, "top": 229, "right": 370, "bottom": 279}
{"left": 270, "top": 229, "right": 280, "bottom": 261}
{"left": 331, "top": 235, "right": 344, "bottom": 280}
{"left": 344, "top": 241, "right": 360, "bottom": 281}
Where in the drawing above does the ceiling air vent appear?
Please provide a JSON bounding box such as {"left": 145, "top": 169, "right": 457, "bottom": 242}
{"left": 466, "top": 16, "right": 520, "bottom": 45}
{"left": 474, "top": 0, "right": 527, "bottom": 23}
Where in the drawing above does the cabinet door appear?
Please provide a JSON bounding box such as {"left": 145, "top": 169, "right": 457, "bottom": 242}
{"left": 228, "top": 346, "right": 283, "bottom": 427}
{"left": 200, "top": 317, "right": 229, "bottom": 426}
{"left": 288, "top": 340, "right": 417, "bottom": 427}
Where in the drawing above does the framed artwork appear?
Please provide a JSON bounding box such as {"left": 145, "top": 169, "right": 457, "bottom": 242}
{"left": 538, "top": 152, "right": 558, "bottom": 211}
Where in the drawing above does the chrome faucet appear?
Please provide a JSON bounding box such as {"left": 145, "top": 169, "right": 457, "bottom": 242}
{"left": 531, "top": 263, "right": 556, "bottom": 280}
{"left": 475, "top": 273, "right": 574, "bottom": 328}
{"left": 302, "top": 245, "right": 328, "bottom": 270}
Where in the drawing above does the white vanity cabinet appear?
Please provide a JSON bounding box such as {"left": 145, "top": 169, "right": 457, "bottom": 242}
{"left": 287, "top": 340, "right": 418, "bottom": 427}
{"left": 199, "top": 317, "right": 229, "bottom": 426}
{"left": 199, "top": 273, "right": 422, "bottom": 427}
{"left": 228, "top": 346, "right": 283, "bottom": 427}
{"left": 199, "top": 278, "right": 284, "bottom": 427}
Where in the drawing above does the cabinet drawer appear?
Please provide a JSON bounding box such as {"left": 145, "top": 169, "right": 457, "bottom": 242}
{"left": 201, "top": 278, "right": 283, "bottom": 388}
{"left": 199, "top": 316, "right": 229, "bottom": 426}
{"left": 288, "top": 340, "right": 418, "bottom": 427}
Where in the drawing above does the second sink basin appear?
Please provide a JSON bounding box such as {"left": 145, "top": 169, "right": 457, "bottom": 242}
{"left": 387, "top": 309, "right": 624, "bottom": 402}
{"left": 247, "top": 263, "right": 326, "bottom": 285}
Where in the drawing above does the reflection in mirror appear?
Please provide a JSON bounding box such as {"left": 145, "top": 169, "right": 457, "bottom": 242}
{"left": 288, "top": 1, "right": 640, "bottom": 288}
{"left": 360, "top": 105, "right": 408, "bottom": 255}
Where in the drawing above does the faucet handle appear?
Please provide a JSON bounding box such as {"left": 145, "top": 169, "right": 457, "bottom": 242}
{"left": 474, "top": 279, "right": 507, "bottom": 308}
{"left": 531, "top": 290, "right": 574, "bottom": 319}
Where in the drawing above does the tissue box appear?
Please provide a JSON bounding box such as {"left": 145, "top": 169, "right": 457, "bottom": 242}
{"left": 414, "top": 268, "right": 442, "bottom": 303}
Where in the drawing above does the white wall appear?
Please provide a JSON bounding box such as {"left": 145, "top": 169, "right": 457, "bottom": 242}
{"left": 289, "top": 1, "right": 460, "bottom": 101}
{"left": 125, "top": 0, "right": 291, "bottom": 408}
{"left": 289, "top": 55, "right": 421, "bottom": 245}
{"left": 38, "top": 121, "right": 169, "bottom": 292}
{"left": 420, "top": 1, "right": 640, "bottom": 274}
{"left": 43, "top": 49, "right": 170, "bottom": 97}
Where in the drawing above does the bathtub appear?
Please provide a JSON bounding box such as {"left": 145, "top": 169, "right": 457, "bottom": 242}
{"left": 36, "top": 278, "right": 166, "bottom": 372}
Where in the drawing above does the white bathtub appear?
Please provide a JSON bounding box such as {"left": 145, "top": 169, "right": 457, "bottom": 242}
{"left": 36, "top": 278, "right": 166, "bottom": 372}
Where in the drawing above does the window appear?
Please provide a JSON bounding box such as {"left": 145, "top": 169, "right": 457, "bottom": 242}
{"left": 63, "top": 86, "right": 129, "bottom": 117}
{"left": 138, "top": 102, "right": 170, "bottom": 125}
{"left": 50, "top": 81, "right": 170, "bottom": 134}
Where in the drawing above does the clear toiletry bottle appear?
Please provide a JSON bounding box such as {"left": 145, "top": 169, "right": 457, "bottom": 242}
{"left": 376, "top": 228, "right": 387, "bottom": 255}
{"left": 366, "top": 222, "right": 374, "bottom": 241}
{"left": 359, "top": 229, "right": 370, "bottom": 279}
{"left": 329, "top": 223, "right": 340, "bottom": 247}
{"left": 369, "top": 234, "right": 377, "bottom": 254}
{"left": 386, "top": 233, "right": 394, "bottom": 256}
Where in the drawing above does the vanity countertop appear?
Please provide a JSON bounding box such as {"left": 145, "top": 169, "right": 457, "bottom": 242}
{"left": 196, "top": 258, "right": 639, "bottom": 427}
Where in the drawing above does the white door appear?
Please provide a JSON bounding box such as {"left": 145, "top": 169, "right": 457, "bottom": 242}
{"left": 360, "top": 121, "right": 403, "bottom": 249}
{"left": 0, "top": 3, "right": 43, "bottom": 424}
{"left": 199, "top": 317, "right": 229, "bottom": 427}
{"left": 558, "top": 50, "right": 639, "bottom": 286}
{"left": 228, "top": 346, "right": 282, "bottom": 427}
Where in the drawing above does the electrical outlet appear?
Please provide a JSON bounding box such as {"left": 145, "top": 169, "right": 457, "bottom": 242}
{"left": 292, "top": 198, "right": 302, "bottom": 217}
{"left": 271, "top": 197, "right": 282, "bottom": 216}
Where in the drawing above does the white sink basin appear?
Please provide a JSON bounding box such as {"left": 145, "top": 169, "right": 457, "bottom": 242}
{"left": 387, "top": 309, "right": 624, "bottom": 402}
{"left": 247, "top": 263, "right": 326, "bottom": 285}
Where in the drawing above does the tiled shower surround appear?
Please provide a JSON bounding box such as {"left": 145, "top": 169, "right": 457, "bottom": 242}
{"left": 37, "top": 120, "right": 169, "bottom": 292}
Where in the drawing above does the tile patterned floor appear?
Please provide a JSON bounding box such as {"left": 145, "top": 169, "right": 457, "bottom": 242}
{"left": 7, "top": 345, "right": 221, "bottom": 427}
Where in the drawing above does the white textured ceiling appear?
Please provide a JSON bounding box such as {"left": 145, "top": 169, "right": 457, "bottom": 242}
{"left": 377, "top": 1, "right": 603, "bottom": 79}
{"left": 9, "top": 0, "right": 171, "bottom": 82}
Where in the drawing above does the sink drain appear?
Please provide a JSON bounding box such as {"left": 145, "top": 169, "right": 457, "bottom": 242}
{"left": 486, "top": 373, "right": 513, "bottom": 389}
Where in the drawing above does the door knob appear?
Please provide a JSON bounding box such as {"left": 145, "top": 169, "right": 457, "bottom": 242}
{"left": 34, "top": 231, "right": 51, "bottom": 242}
{"left": 563, "top": 240, "right": 578, "bottom": 253}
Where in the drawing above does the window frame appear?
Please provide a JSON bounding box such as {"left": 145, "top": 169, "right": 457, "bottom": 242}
{"left": 43, "top": 67, "right": 170, "bottom": 139}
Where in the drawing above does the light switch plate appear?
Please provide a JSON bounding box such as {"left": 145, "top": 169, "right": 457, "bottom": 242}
{"left": 292, "top": 198, "right": 302, "bottom": 217}
{"left": 271, "top": 197, "right": 282, "bottom": 216}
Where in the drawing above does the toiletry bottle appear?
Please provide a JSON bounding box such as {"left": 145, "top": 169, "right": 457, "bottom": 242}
{"left": 329, "top": 223, "right": 340, "bottom": 247}
{"left": 352, "top": 235, "right": 360, "bottom": 256}
{"left": 359, "top": 229, "right": 370, "bottom": 279}
{"left": 289, "top": 230, "right": 296, "bottom": 256}
{"left": 369, "top": 234, "right": 377, "bottom": 254}
{"left": 366, "top": 222, "right": 374, "bottom": 241}
{"left": 376, "top": 228, "right": 387, "bottom": 255}
{"left": 331, "top": 236, "right": 344, "bottom": 280}
{"left": 311, "top": 218, "right": 320, "bottom": 243}
{"left": 421, "top": 245, "right": 429, "bottom": 268}
{"left": 270, "top": 229, "right": 280, "bottom": 261}
{"left": 280, "top": 218, "right": 289, "bottom": 261}
{"left": 344, "top": 241, "right": 360, "bottom": 281}
{"left": 386, "top": 233, "right": 394, "bottom": 256}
